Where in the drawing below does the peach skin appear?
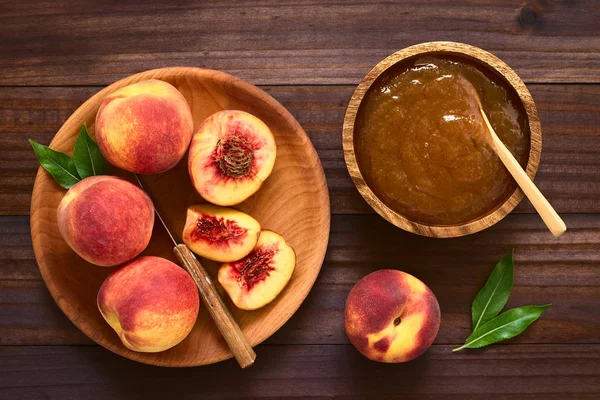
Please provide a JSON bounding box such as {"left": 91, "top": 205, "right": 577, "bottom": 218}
{"left": 97, "top": 256, "right": 200, "bottom": 353}
{"left": 345, "top": 270, "right": 440, "bottom": 363}
{"left": 57, "top": 176, "right": 154, "bottom": 267}
{"left": 188, "top": 110, "right": 276, "bottom": 206}
{"left": 95, "top": 79, "right": 194, "bottom": 174}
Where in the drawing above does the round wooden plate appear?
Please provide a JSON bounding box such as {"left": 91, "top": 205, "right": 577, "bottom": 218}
{"left": 30, "top": 67, "right": 330, "bottom": 367}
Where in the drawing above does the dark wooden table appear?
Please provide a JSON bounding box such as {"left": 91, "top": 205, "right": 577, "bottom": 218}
{"left": 1, "top": 1, "right": 599, "bottom": 399}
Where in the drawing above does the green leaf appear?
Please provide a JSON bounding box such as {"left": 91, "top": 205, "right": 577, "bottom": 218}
{"left": 471, "top": 250, "right": 514, "bottom": 331}
{"left": 73, "top": 123, "right": 108, "bottom": 179}
{"left": 453, "top": 304, "right": 551, "bottom": 352}
{"left": 29, "top": 139, "right": 81, "bottom": 189}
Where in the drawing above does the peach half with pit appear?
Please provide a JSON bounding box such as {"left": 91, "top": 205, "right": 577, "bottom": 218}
{"left": 188, "top": 110, "right": 277, "bottom": 206}
{"left": 57, "top": 176, "right": 154, "bottom": 267}
{"left": 97, "top": 256, "right": 200, "bottom": 353}
{"left": 95, "top": 79, "right": 194, "bottom": 175}
{"left": 218, "top": 230, "right": 295, "bottom": 310}
{"left": 182, "top": 204, "right": 261, "bottom": 262}
{"left": 344, "top": 270, "right": 440, "bottom": 363}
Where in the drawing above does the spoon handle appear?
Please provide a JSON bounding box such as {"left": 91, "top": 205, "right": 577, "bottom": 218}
{"left": 480, "top": 109, "right": 566, "bottom": 238}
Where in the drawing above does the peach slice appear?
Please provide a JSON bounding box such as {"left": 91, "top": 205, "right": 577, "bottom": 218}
{"left": 218, "top": 230, "right": 295, "bottom": 310}
{"left": 188, "top": 110, "right": 277, "bottom": 206}
{"left": 182, "top": 204, "right": 261, "bottom": 262}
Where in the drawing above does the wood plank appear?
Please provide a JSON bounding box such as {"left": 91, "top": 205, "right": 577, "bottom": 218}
{"left": 1, "top": 1, "right": 600, "bottom": 86}
{"left": 0, "top": 344, "right": 598, "bottom": 399}
{"left": 2, "top": 214, "right": 599, "bottom": 346}
{"left": 2, "top": 84, "right": 600, "bottom": 215}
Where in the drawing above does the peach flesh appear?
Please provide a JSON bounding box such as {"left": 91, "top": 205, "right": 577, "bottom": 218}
{"left": 188, "top": 110, "right": 277, "bottom": 206}
{"left": 182, "top": 204, "right": 261, "bottom": 262}
{"left": 218, "top": 230, "right": 295, "bottom": 310}
{"left": 345, "top": 269, "right": 440, "bottom": 363}
{"left": 95, "top": 79, "right": 194, "bottom": 175}
{"left": 97, "top": 256, "right": 200, "bottom": 353}
{"left": 57, "top": 176, "right": 154, "bottom": 267}
{"left": 192, "top": 214, "right": 246, "bottom": 243}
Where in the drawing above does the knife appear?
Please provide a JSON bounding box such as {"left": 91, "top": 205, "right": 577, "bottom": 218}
{"left": 133, "top": 174, "right": 256, "bottom": 368}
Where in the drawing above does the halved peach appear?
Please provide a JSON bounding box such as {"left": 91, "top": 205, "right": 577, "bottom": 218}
{"left": 182, "top": 204, "right": 260, "bottom": 262}
{"left": 188, "top": 110, "right": 277, "bottom": 206}
{"left": 218, "top": 230, "right": 295, "bottom": 310}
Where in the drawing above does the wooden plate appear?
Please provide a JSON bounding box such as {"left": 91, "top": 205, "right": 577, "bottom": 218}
{"left": 30, "top": 67, "right": 330, "bottom": 367}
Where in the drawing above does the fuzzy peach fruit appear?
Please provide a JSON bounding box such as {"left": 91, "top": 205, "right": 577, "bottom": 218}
{"left": 57, "top": 176, "right": 154, "bottom": 267}
{"left": 97, "top": 256, "right": 200, "bottom": 353}
{"left": 95, "top": 79, "right": 194, "bottom": 174}
{"left": 188, "top": 110, "right": 276, "bottom": 206}
{"left": 218, "top": 230, "right": 295, "bottom": 310}
{"left": 345, "top": 270, "right": 440, "bottom": 363}
{"left": 182, "top": 204, "right": 260, "bottom": 262}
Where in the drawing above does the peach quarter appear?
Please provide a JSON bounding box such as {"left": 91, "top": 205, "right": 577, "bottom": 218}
{"left": 218, "top": 230, "right": 295, "bottom": 310}
{"left": 95, "top": 79, "right": 194, "bottom": 174}
{"left": 97, "top": 256, "right": 200, "bottom": 353}
{"left": 57, "top": 176, "right": 154, "bottom": 267}
{"left": 188, "top": 110, "right": 276, "bottom": 206}
{"left": 182, "top": 204, "right": 261, "bottom": 262}
{"left": 345, "top": 270, "right": 440, "bottom": 363}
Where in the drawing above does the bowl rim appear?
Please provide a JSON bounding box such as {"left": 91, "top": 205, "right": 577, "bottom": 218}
{"left": 342, "top": 41, "right": 542, "bottom": 238}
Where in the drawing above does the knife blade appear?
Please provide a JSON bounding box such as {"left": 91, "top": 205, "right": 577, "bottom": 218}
{"left": 133, "top": 173, "right": 256, "bottom": 368}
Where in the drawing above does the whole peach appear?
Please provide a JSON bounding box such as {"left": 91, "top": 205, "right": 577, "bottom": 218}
{"left": 344, "top": 270, "right": 440, "bottom": 363}
{"left": 57, "top": 176, "right": 154, "bottom": 267}
{"left": 95, "top": 79, "right": 194, "bottom": 174}
{"left": 97, "top": 256, "right": 200, "bottom": 353}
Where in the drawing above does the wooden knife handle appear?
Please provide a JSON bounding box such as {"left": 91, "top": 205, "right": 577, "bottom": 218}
{"left": 174, "top": 244, "right": 256, "bottom": 368}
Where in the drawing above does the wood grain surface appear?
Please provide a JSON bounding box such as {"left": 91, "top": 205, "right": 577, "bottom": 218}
{"left": 1, "top": 0, "right": 599, "bottom": 398}
{"left": 1, "top": 345, "right": 599, "bottom": 399}
{"left": 1, "top": 1, "right": 600, "bottom": 85}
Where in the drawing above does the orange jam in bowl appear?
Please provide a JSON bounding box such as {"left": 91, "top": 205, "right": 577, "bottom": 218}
{"left": 354, "top": 55, "right": 530, "bottom": 226}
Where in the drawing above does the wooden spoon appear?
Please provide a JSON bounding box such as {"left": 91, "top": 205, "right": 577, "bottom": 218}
{"left": 458, "top": 76, "right": 566, "bottom": 237}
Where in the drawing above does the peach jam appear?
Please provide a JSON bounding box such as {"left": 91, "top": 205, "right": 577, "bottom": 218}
{"left": 354, "top": 55, "right": 530, "bottom": 225}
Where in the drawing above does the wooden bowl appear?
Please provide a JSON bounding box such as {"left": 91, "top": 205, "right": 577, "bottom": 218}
{"left": 30, "top": 67, "right": 330, "bottom": 366}
{"left": 342, "top": 42, "right": 542, "bottom": 238}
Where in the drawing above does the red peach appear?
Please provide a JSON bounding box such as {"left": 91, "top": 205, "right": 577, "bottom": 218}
{"left": 97, "top": 256, "right": 200, "bottom": 353}
{"left": 95, "top": 79, "right": 194, "bottom": 174}
{"left": 57, "top": 176, "right": 154, "bottom": 267}
{"left": 345, "top": 270, "right": 440, "bottom": 363}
